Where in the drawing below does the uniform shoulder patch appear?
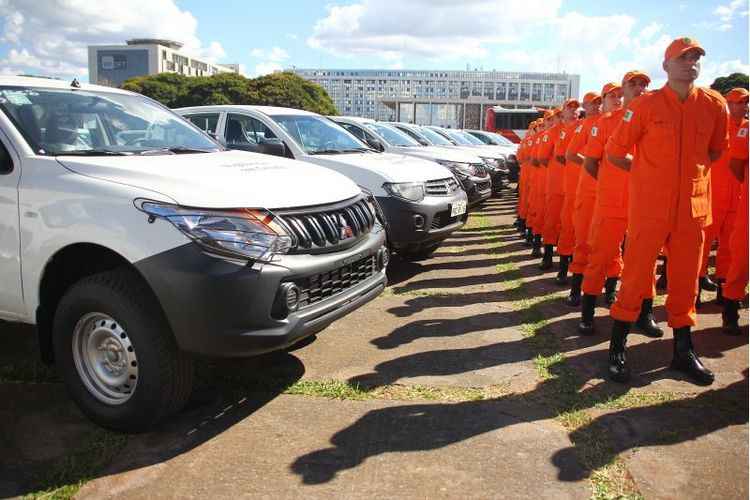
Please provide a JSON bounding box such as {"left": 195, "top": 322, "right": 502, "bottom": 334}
{"left": 543, "top": 135, "right": 549, "bottom": 142}
{"left": 575, "top": 124, "right": 583, "bottom": 133}
{"left": 560, "top": 131, "right": 566, "bottom": 139}
{"left": 591, "top": 126, "right": 598, "bottom": 137}
{"left": 623, "top": 109, "right": 634, "bottom": 122}
{"left": 739, "top": 127, "right": 749, "bottom": 138}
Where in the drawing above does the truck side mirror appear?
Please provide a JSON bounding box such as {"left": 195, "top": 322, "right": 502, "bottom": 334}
{"left": 259, "top": 137, "right": 286, "bottom": 157}
{"left": 367, "top": 137, "right": 385, "bottom": 152}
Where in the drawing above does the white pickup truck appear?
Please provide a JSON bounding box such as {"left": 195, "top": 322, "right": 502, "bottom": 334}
{"left": 0, "top": 77, "right": 387, "bottom": 432}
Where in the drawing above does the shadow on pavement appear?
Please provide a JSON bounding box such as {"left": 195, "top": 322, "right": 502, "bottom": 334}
{"left": 0, "top": 321, "right": 304, "bottom": 497}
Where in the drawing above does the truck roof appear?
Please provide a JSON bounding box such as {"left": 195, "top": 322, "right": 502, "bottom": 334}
{"left": 0, "top": 76, "right": 133, "bottom": 95}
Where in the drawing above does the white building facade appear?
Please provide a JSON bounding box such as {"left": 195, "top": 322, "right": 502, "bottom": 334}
{"left": 88, "top": 39, "right": 238, "bottom": 87}
{"left": 293, "top": 68, "right": 580, "bottom": 129}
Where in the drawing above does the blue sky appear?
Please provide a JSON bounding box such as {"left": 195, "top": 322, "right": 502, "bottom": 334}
{"left": 1, "top": 0, "right": 747, "bottom": 96}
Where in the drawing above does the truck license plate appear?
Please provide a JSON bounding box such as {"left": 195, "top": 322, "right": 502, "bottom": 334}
{"left": 450, "top": 200, "right": 467, "bottom": 217}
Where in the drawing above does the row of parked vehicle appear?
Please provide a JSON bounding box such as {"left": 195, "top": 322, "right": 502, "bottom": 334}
{"left": 0, "top": 76, "right": 516, "bottom": 432}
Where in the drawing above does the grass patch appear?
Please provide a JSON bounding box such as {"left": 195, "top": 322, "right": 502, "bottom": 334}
{"left": 25, "top": 429, "right": 127, "bottom": 500}
{"left": 465, "top": 213, "right": 490, "bottom": 230}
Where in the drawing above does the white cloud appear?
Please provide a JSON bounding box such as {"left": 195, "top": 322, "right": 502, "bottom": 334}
{"left": 697, "top": 58, "right": 750, "bottom": 87}
{"left": 250, "top": 47, "right": 289, "bottom": 61}
{"left": 714, "top": 0, "right": 747, "bottom": 22}
{"left": 0, "top": 0, "right": 227, "bottom": 80}
{"left": 307, "top": 0, "right": 562, "bottom": 64}
{"left": 639, "top": 22, "right": 663, "bottom": 40}
{"left": 254, "top": 61, "right": 283, "bottom": 76}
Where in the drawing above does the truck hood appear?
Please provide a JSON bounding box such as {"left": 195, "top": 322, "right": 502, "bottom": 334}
{"left": 57, "top": 150, "right": 361, "bottom": 209}
{"left": 308, "top": 151, "right": 454, "bottom": 182}
{"left": 390, "top": 145, "right": 483, "bottom": 164}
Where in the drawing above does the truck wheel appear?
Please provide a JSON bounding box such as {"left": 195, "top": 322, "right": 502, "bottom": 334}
{"left": 398, "top": 243, "right": 440, "bottom": 262}
{"left": 52, "top": 269, "right": 194, "bottom": 433}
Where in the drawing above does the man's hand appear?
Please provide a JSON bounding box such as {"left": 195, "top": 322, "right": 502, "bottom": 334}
{"left": 608, "top": 153, "right": 632, "bottom": 172}
{"left": 583, "top": 156, "right": 600, "bottom": 179}
{"left": 566, "top": 151, "right": 584, "bottom": 165}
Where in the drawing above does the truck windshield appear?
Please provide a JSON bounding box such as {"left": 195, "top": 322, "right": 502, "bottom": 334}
{"left": 270, "top": 114, "right": 368, "bottom": 154}
{"left": 365, "top": 123, "right": 420, "bottom": 147}
{"left": 0, "top": 86, "right": 221, "bottom": 156}
{"left": 457, "top": 131, "right": 486, "bottom": 145}
{"left": 441, "top": 129, "right": 474, "bottom": 146}
{"left": 417, "top": 126, "right": 453, "bottom": 146}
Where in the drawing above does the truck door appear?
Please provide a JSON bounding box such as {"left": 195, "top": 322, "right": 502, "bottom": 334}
{"left": 0, "top": 131, "right": 24, "bottom": 318}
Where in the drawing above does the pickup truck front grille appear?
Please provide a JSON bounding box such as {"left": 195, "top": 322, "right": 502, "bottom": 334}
{"left": 276, "top": 197, "right": 376, "bottom": 253}
{"left": 430, "top": 210, "right": 462, "bottom": 230}
{"left": 294, "top": 254, "right": 376, "bottom": 308}
{"left": 425, "top": 177, "right": 460, "bottom": 196}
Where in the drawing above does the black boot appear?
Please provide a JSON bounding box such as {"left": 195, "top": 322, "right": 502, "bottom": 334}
{"left": 555, "top": 255, "right": 570, "bottom": 285}
{"left": 539, "top": 244, "right": 554, "bottom": 270}
{"left": 578, "top": 294, "right": 597, "bottom": 335}
{"left": 699, "top": 275, "right": 717, "bottom": 291}
{"left": 634, "top": 299, "right": 664, "bottom": 338}
{"left": 604, "top": 277, "right": 618, "bottom": 306}
{"left": 566, "top": 273, "right": 583, "bottom": 307}
{"left": 715, "top": 279, "right": 725, "bottom": 305}
{"left": 608, "top": 320, "right": 631, "bottom": 383}
{"left": 671, "top": 327, "right": 714, "bottom": 385}
{"left": 524, "top": 228, "right": 534, "bottom": 245}
{"left": 696, "top": 289, "right": 703, "bottom": 309}
{"left": 531, "top": 235, "right": 542, "bottom": 257}
{"left": 722, "top": 300, "right": 742, "bottom": 335}
{"left": 518, "top": 218, "right": 526, "bottom": 234}
{"left": 656, "top": 258, "right": 668, "bottom": 290}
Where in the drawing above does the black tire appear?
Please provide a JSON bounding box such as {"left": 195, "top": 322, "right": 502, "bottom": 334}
{"left": 52, "top": 268, "right": 194, "bottom": 433}
{"left": 398, "top": 243, "right": 440, "bottom": 262}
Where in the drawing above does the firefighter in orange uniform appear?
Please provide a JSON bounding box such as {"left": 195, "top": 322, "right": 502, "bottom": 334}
{"left": 529, "top": 111, "right": 556, "bottom": 257}
{"left": 539, "top": 101, "right": 579, "bottom": 271}
{"left": 555, "top": 98, "right": 587, "bottom": 284}
{"left": 565, "top": 84, "right": 620, "bottom": 307}
{"left": 606, "top": 37, "right": 728, "bottom": 385}
{"left": 698, "top": 87, "right": 749, "bottom": 304}
{"left": 536, "top": 109, "right": 563, "bottom": 266}
{"left": 517, "top": 120, "right": 539, "bottom": 238}
{"left": 579, "top": 71, "right": 662, "bottom": 339}
{"left": 722, "top": 111, "right": 749, "bottom": 335}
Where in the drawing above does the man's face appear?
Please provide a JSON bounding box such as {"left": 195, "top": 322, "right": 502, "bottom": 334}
{"left": 583, "top": 100, "right": 602, "bottom": 116}
{"left": 728, "top": 100, "right": 749, "bottom": 120}
{"left": 603, "top": 90, "right": 623, "bottom": 112}
{"left": 622, "top": 77, "right": 649, "bottom": 100}
{"left": 562, "top": 106, "right": 577, "bottom": 121}
{"left": 664, "top": 49, "right": 701, "bottom": 83}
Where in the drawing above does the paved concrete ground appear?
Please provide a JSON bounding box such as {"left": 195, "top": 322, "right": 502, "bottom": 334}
{"left": 0, "top": 192, "right": 747, "bottom": 499}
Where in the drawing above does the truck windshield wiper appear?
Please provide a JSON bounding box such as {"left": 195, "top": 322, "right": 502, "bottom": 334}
{"left": 308, "top": 149, "right": 345, "bottom": 155}
{"left": 137, "top": 147, "right": 219, "bottom": 155}
{"left": 56, "top": 149, "right": 132, "bottom": 156}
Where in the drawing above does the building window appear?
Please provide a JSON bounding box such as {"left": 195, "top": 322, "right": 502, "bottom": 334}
{"left": 100, "top": 54, "right": 127, "bottom": 70}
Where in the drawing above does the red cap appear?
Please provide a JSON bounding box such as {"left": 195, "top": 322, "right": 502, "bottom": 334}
{"left": 622, "top": 70, "right": 651, "bottom": 85}
{"left": 664, "top": 37, "right": 705, "bottom": 62}
{"left": 725, "top": 88, "right": 749, "bottom": 103}
{"left": 601, "top": 82, "right": 621, "bottom": 97}
{"left": 582, "top": 92, "right": 601, "bottom": 104}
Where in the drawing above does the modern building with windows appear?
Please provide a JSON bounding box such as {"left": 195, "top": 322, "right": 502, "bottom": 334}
{"left": 88, "top": 39, "right": 239, "bottom": 87}
{"left": 292, "top": 68, "right": 580, "bottom": 129}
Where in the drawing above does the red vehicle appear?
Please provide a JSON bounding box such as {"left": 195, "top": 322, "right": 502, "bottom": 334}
{"left": 484, "top": 106, "right": 542, "bottom": 143}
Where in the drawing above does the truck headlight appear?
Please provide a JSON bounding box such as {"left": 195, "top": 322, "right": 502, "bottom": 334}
{"left": 136, "top": 200, "right": 293, "bottom": 262}
{"left": 480, "top": 157, "right": 498, "bottom": 169}
{"left": 383, "top": 182, "right": 425, "bottom": 202}
{"left": 436, "top": 159, "right": 477, "bottom": 177}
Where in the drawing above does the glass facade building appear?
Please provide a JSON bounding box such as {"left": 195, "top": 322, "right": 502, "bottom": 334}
{"left": 292, "top": 68, "right": 580, "bottom": 129}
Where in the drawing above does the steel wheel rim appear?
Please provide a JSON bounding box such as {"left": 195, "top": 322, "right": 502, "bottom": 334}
{"left": 72, "top": 312, "right": 139, "bottom": 405}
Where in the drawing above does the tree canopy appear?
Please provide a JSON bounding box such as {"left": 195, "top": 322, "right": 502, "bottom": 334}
{"left": 121, "top": 71, "right": 338, "bottom": 115}
{"left": 710, "top": 72, "right": 749, "bottom": 95}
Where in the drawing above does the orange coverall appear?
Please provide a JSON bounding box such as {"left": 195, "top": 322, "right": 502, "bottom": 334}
{"left": 568, "top": 114, "right": 623, "bottom": 277}
{"left": 699, "top": 118, "right": 743, "bottom": 279}
{"left": 723, "top": 118, "right": 749, "bottom": 301}
{"left": 529, "top": 133, "right": 548, "bottom": 234}
{"left": 556, "top": 119, "right": 582, "bottom": 255}
{"left": 608, "top": 85, "right": 728, "bottom": 327}
{"left": 518, "top": 134, "right": 534, "bottom": 220}
{"left": 581, "top": 109, "right": 630, "bottom": 296}
{"left": 540, "top": 123, "right": 565, "bottom": 244}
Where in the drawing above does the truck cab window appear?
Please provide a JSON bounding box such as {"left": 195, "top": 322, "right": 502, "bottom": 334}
{"left": 0, "top": 140, "right": 12, "bottom": 174}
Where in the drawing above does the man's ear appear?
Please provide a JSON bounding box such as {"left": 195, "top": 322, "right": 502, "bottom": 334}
{"left": 662, "top": 59, "right": 669, "bottom": 74}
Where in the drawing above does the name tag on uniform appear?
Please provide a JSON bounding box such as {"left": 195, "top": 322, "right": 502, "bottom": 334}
{"left": 739, "top": 128, "right": 748, "bottom": 138}
{"left": 591, "top": 126, "right": 598, "bottom": 137}
{"left": 623, "top": 110, "right": 634, "bottom": 122}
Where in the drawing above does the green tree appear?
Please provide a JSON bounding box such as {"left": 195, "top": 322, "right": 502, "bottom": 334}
{"left": 121, "top": 71, "right": 336, "bottom": 114}
{"left": 710, "top": 72, "right": 749, "bottom": 95}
